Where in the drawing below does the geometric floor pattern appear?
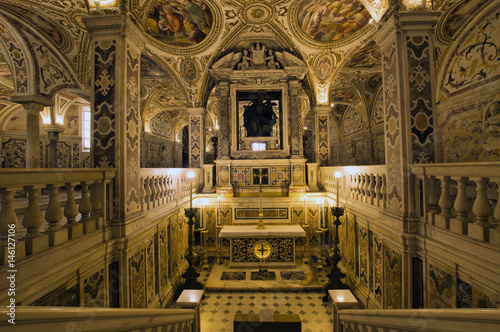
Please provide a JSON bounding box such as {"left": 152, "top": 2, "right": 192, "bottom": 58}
{"left": 199, "top": 267, "right": 334, "bottom": 331}
{"left": 200, "top": 291, "right": 333, "bottom": 332}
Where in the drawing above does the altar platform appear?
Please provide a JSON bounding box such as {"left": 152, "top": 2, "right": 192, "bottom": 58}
{"left": 204, "top": 261, "right": 326, "bottom": 292}
{"left": 219, "top": 225, "right": 306, "bottom": 267}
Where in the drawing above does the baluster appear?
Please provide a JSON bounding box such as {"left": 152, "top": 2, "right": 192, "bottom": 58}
{"left": 363, "top": 174, "right": 370, "bottom": 202}
{"left": 427, "top": 176, "right": 440, "bottom": 214}
{"left": 154, "top": 176, "right": 161, "bottom": 203}
{"left": 438, "top": 176, "right": 453, "bottom": 217}
{"left": 149, "top": 177, "right": 157, "bottom": 207}
{"left": 22, "top": 186, "right": 44, "bottom": 239}
{"left": 90, "top": 181, "right": 103, "bottom": 215}
{"left": 79, "top": 181, "right": 92, "bottom": 222}
{"left": 359, "top": 174, "right": 365, "bottom": 199}
{"left": 352, "top": 174, "right": 357, "bottom": 198}
{"left": 160, "top": 176, "right": 167, "bottom": 204}
{"left": 375, "top": 174, "right": 382, "bottom": 203}
{"left": 369, "top": 174, "right": 376, "bottom": 200}
{"left": 64, "top": 182, "right": 79, "bottom": 225}
{"left": 491, "top": 181, "right": 500, "bottom": 244}
{"left": 0, "top": 188, "right": 23, "bottom": 264}
{"left": 451, "top": 177, "right": 471, "bottom": 235}
{"left": 169, "top": 175, "right": 175, "bottom": 202}
{"left": 494, "top": 181, "right": 500, "bottom": 222}
{"left": 144, "top": 176, "right": 151, "bottom": 209}
{"left": 45, "top": 184, "right": 63, "bottom": 232}
{"left": 380, "top": 174, "right": 386, "bottom": 208}
{"left": 1, "top": 189, "right": 19, "bottom": 235}
{"left": 470, "top": 178, "right": 492, "bottom": 241}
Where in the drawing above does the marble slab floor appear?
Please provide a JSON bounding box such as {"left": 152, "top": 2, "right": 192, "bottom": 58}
{"left": 198, "top": 269, "right": 334, "bottom": 331}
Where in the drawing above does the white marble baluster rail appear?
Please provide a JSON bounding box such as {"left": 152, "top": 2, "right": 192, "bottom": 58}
{"left": 411, "top": 163, "right": 500, "bottom": 244}
{"left": 319, "top": 166, "right": 387, "bottom": 209}
{"left": 0, "top": 169, "right": 115, "bottom": 265}
{"left": 338, "top": 308, "right": 500, "bottom": 332}
{"left": 139, "top": 168, "right": 201, "bottom": 213}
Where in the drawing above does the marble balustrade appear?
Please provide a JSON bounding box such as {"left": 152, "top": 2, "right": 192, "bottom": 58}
{"left": 338, "top": 308, "right": 500, "bottom": 332}
{"left": 0, "top": 306, "right": 195, "bottom": 331}
{"left": 411, "top": 163, "right": 500, "bottom": 244}
{"left": 319, "top": 166, "right": 387, "bottom": 209}
{"left": 139, "top": 168, "right": 202, "bottom": 212}
{"left": 0, "top": 168, "right": 115, "bottom": 265}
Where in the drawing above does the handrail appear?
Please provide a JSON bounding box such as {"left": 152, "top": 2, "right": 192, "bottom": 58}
{"left": 339, "top": 308, "right": 500, "bottom": 332}
{"left": 0, "top": 168, "right": 116, "bottom": 264}
{"left": 139, "top": 168, "right": 202, "bottom": 212}
{"left": 0, "top": 306, "right": 195, "bottom": 331}
{"left": 410, "top": 162, "right": 500, "bottom": 243}
{"left": 320, "top": 165, "right": 387, "bottom": 209}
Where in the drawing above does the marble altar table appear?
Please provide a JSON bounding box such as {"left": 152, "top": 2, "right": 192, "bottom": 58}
{"left": 219, "top": 225, "right": 306, "bottom": 267}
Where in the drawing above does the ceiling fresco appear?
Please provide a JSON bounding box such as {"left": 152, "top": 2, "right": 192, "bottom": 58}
{"left": 344, "top": 41, "right": 381, "bottom": 68}
{"left": 0, "top": 58, "right": 14, "bottom": 101}
{"left": 0, "top": 0, "right": 490, "bottom": 137}
{"left": 145, "top": 0, "right": 213, "bottom": 47}
{"left": 297, "top": 0, "right": 371, "bottom": 42}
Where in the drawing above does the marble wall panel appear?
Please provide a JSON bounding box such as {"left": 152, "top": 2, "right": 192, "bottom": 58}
{"left": 291, "top": 206, "right": 305, "bottom": 225}
{"left": 428, "top": 263, "right": 453, "bottom": 308}
{"left": 159, "top": 226, "right": 169, "bottom": 292}
{"left": 384, "top": 247, "right": 401, "bottom": 309}
{"left": 358, "top": 225, "right": 368, "bottom": 291}
{"left": 231, "top": 166, "right": 251, "bottom": 186}
{"left": 270, "top": 166, "right": 290, "bottom": 186}
{"left": 129, "top": 248, "right": 145, "bottom": 308}
{"left": 146, "top": 239, "right": 155, "bottom": 306}
{"left": 318, "top": 115, "right": 329, "bottom": 166}
{"left": 83, "top": 268, "right": 105, "bottom": 307}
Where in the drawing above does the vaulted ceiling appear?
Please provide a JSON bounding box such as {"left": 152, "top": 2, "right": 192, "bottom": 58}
{"left": 0, "top": 0, "right": 488, "bottom": 133}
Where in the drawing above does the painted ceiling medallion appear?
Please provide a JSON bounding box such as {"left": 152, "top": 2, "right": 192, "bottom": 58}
{"left": 241, "top": 3, "right": 274, "bottom": 25}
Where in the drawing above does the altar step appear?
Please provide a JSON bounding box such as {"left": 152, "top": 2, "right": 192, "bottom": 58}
{"left": 204, "top": 261, "right": 327, "bottom": 292}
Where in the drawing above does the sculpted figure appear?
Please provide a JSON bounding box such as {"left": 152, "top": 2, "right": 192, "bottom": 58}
{"left": 243, "top": 92, "right": 277, "bottom": 137}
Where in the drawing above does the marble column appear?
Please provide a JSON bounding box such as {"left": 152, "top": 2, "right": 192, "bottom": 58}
{"left": 84, "top": 14, "right": 144, "bottom": 230}
{"left": 315, "top": 105, "right": 330, "bottom": 167}
{"left": 216, "top": 81, "right": 230, "bottom": 159}
{"left": 374, "top": 10, "right": 440, "bottom": 217}
{"left": 187, "top": 107, "right": 205, "bottom": 168}
{"left": 10, "top": 95, "right": 53, "bottom": 168}
{"left": 289, "top": 80, "right": 303, "bottom": 157}
{"left": 44, "top": 126, "right": 65, "bottom": 168}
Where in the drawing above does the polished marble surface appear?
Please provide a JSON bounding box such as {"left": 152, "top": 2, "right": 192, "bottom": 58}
{"left": 198, "top": 262, "right": 334, "bottom": 331}
{"left": 204, "top": 261, "right": 324, "bottom": 292}
{"left": 219, "top": 225, "right": 306, "bottom": 238}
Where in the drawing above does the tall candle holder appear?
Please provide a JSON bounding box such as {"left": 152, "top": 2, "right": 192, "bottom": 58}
{"left": 199, "top": 228, "right": 210, "bottom": 270}
{"left": 180, "top": 207, "right": 204, "bottom": 291}
{"left": 315, "top": 228, "right": 328, "bottom": 270}
{"left": 302, "top": 224, "right": 310, "bottom": 264}
{"left": 322, "top": 206, "right": 348, "bottom": 302}
{"left": 216, "top": 224, "right": 224, "bottom": 264}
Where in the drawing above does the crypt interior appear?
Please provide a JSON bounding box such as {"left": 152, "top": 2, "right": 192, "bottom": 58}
{"left": 0, "top": 0, "right": 499, "bottom": 331}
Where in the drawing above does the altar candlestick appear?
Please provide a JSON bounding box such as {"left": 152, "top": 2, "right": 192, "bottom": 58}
{"left": 217, "top": 195, "right": 221, "bottom": 226}
{"left": 321, "top": 200, "right": 324, "bottom": 228}
{"left": 187, "top": 171, "right": 195, "bottom": 209}
{"left": 335, "top": 171, "right": 342, "bottom": 208}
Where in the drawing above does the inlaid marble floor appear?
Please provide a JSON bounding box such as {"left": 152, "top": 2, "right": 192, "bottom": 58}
{"left": 200, "top": 290, "right": 334, "bottom": 332}
{"left": 198, "top": 267, "right": 334, "bottom": 331}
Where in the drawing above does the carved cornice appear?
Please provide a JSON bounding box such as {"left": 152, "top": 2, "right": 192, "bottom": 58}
{"left": 82, "top": 14, "right": 145, "bottom": 48}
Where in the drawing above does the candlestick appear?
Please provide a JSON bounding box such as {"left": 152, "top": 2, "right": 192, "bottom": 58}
{"left": 335, "top": 171, "right": 342, "bottom": 208}
{"left": 321, "top": 200, "right": 324, "bottom": 228}
{"left": 187, "top": 171, "right": 195, "bottom": 209}
{"left": 217, "top": 195, "right": 221, "bottom": 226}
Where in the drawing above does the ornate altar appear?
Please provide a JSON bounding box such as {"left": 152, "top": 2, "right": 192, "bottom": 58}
{"left": 218, "top": 225, "right": 306, "bottom": 267}
{"left": 210, "top": 42, "right": 309, "bottom": 197}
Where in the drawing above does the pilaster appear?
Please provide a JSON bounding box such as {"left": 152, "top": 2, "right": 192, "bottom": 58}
{"left": 216, "top": 81, "right": 230, "bottom": 159}
{"left": 84, "top": 14, "right": 144, "bottom": 226}
{"left": 375, "top": 10, "right": 440, "bottom": 217}
{"left": 289, "top": 80, "right": 303, "bottom": 157}
{"left": 315, "top": 105, "right": 331, "bottom": 167}
{"left": 187, "top": 107, "right": 205, "bottom": 168}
